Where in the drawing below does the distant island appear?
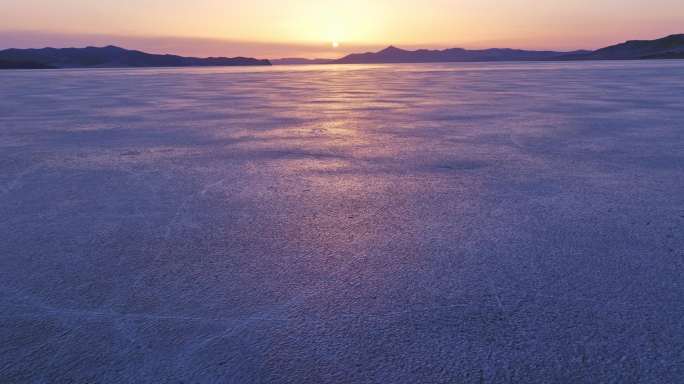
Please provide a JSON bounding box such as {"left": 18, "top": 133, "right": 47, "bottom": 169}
{"left": 276, "top": 34, "right": 684, "bottom": 65}
{"left": 270, "top": 58, "right": 335, "bottom": 65}
{"left": 1, "top": 34, "right": 682, "bottom": 69}
{"left": 333, "top": 46, "right": 583, "bottom": 64}
{"left": 0, "top": 45, "right": 270, "bottom": 69}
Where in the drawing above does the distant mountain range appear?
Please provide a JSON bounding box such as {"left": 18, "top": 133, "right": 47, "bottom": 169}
{"left": 333, "top": 46, "right": 587, "bottom": 64}
{"left": 1, "top": 34, "right": 682, "bottom": 69}
{"left": 330, "top": 34, "right": 684, "bottom": 64}
{"left": 274, "top": 34, "right": 684, "bottom": 65}
{"left": 558, "top": 34, "right": 684, "bottom": 60}
{"left": 0, "top": 45, "right": 270, "bottom": 69}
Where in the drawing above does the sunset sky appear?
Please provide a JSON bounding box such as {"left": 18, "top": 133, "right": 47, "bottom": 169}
{"left": 2, "top": 0, "right": 683, "bottom": 58}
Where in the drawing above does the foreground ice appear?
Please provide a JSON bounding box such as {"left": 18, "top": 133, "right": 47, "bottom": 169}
{"left": 1, "top": 61, "right": 683, "bottom": 383}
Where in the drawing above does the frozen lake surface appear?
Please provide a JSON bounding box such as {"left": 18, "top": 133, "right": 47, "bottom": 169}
{"left": 1, "top": 61, "right": 684, "bottom": 383}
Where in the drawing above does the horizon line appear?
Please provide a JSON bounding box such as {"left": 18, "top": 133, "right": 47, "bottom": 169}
{"left": 1, "top": 30, "right": 681, "bottom": 60}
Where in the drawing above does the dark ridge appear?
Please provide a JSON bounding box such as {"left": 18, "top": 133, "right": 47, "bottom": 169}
{"left": 332, "top": 34, "right": 684, "bottom": 64}
{"left": 0, "top": 45, "right": 271, "bottom": 69}
{"left": 334, "top": 46, "right": 581, "bottom": 64}
{"left": 584, "top": 34, "right": 684, "bottom": 60}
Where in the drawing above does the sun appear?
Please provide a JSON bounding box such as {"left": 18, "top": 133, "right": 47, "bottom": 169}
{"left": 332, "top": 41, "right": 340, "bottom": 48}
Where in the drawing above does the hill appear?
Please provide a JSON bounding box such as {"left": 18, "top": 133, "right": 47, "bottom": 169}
{"left": 572, "top": 34, "right": 684, "bottom": 60}
{"left": 0, "top": 46, "right": 270, "bottom": 69}
{"left": 332, "top": 34, "right": 684, "bottom": 64}
{"left": 333, "top": 46, "right": 584, "bottom": 64}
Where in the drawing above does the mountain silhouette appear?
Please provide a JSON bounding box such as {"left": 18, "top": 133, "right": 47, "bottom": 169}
{"left": 3, "top": 34, "right": 683, "bottom": 69}
{"left": 564, "top": 34, "right": 684, "bottom": 60}
{"left": 0, "top": 46, "right": 270, "bottom": 69}
{"left": 333, "top": 46, "right": 583, "bottom": 64}
{"left": 333, "top": 34, "right": 684, "bottom": 64}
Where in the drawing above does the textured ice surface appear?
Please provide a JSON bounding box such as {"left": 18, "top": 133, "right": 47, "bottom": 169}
{"left": 1, "top": 61, "right": 684, "bottom": 383}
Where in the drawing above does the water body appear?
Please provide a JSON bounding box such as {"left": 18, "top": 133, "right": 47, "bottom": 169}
{"left": 1, "top": 61, "right": 683, "bottom": 383}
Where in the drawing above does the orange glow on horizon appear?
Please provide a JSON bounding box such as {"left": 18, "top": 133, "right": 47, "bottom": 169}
{"left": 1, "top": 0, "right": 683, "bottom": 58}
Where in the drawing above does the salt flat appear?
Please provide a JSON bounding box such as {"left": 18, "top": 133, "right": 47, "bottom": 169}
{"left": 1, "top": 61, "right": 683, "bottom": 383}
